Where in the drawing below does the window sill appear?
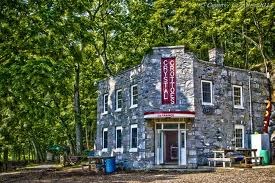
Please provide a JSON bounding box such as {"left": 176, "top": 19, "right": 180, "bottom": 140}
{"left": 202, "top": 103, "right": 214, "bottom": 106}
{"left": 101, "top": 112, "right": 108, "bottom": 115}
{"left": 115, "top": 109, "right": 122, "bottom": 112}
{"left": 234, "top": 106, "right": 244, "bottom": 109}
{"left": 129, "top": 148, "right": 138, "bottom": 153}
{"left": 130, "top": 105, "right": 138, "bottom": 109}
{"left": 102, "top": 148, "right": 108, "bottom": 152}
{"left": 114, "top": 148, "right": 123, "bottom": 153}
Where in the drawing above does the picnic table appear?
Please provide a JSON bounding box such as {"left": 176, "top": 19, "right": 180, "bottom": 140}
{"left": 208, "top": 148, "right": 261, "bottom": 168}
{"left": 63, "top": 155, "right": 86, "bottom": 166}
{"left": 82, "top": 156, "right": 115, "bottom": 171}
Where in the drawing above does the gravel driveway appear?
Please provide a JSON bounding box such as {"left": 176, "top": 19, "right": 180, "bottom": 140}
{"left": 1, "top": 167, "right": 275, "bottom": 183}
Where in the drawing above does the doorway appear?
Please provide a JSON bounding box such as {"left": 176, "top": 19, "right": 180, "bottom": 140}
{"left": 164, "top": 131, "right": 178, "bottom": 163}
{"left": 155, "top": 123, "right": 186, "bottom": 166}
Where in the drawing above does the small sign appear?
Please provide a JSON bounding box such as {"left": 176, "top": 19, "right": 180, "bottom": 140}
{"left": 161, "top": 57, "right": 176, "bottom": 104}
{"left": 157, "top": 113, "right": 174, "bottom": 118}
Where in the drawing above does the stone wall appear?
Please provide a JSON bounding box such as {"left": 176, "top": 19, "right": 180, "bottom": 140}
{"left": 141, "top": 46, "right": 195, "bottom": 112}
{"left": 96, "top": 65, "right": 147, "bottom": 169}
{"left": 192, "top": 59, "right": 269, "bottom": 165}
{"left": 142, "top": 46, "right": 197, "bottom": 168}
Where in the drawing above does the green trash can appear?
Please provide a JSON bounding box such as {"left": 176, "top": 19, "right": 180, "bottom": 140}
{"left": 260, "top": 150, "right": 270, "bottom": 165}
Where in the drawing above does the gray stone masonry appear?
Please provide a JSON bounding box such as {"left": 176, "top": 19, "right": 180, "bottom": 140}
{"left": 96, "top": 45, "right": 269, "bottom": 169}
{"left": 193, "top": 60, "right": 269, "bottom": 165}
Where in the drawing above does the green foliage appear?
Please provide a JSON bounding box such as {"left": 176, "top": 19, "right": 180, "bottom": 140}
{"left": 0, "top": 0, "right": 274, "bottom": 161}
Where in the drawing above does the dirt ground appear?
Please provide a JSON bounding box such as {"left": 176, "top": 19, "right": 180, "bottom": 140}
{"left": 1, "top": 166, "right": 275, "bottom": 183}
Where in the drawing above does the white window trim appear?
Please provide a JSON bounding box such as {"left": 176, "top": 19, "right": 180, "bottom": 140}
{"left": 102, "top": 94, "right": 108, "bottom": 114}
{"left": 115, "top": 89, "right": 122, "bottom": 112}
{"left": 130, "top": 124, "right": 138, "bottom": 152}
{"left": 233, "top": 85, "right": 244, "bottom": 109}
{"left": 235, "top": 124, "right": 244, "bottom": 148}
{"left": 115, "top": 126, "right": 123, "bottom": 152}
{"left": 201, "top": 80, "right": 213, "bottom": 105}
{"left": 130, "top": 85, "right": 138, "bottom": 108}
{"left": 129, "top": 148, "right": 138, "bottom": 153}
{"left": 102, "top": 128, "right": 108, "bottom": 152}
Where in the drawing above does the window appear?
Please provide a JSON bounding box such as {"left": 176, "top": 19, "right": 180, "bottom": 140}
{"left": 233, "top": 85, "right": 243, "bottom": 108}
{"left": 102, "top": 128, "right": 108, "bottom": 150}
{"left": 103, "top": 94, "right": 108, "bottom": 113}
{"left": 130, "top": 124, "right": 138, "bottom": 152}
{"left": 116, "top": 126, "right": 122, "bottom": 150}
{"left": 235, "top": 125, "right": 244, "bottom": 148}
{"left": 201, "top": 80, "right": 213, "bottom": 105}
{"left": 131, "top": 85, "right": 138, "bottom": 107}
{"left": 116, "top": 89, "right": 122, "bottom": 111}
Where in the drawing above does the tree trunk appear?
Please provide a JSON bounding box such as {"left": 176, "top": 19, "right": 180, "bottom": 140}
{"left": 3, "top": 148, "right": 8, "bottom": 171}
{"left": 85, "top": 123, "right": 90, "bottom": 149}
{"left": 74, "top": 61, "right": 82, "bottom": 155}
{"left": 18, "top": 149, "right": 21, "bottom": 161}
{"left": 38, "top": 147, "right": 44, "bottom": 162}
{"left": 28, "top": 142, "right": 31, "bottom": 162}
{"left": 270, "top": 64, "right": 275, "bottom": 102}
{"left": 3, "top": 148, "right": 8, "bottom": 163}
{"left": 91, "top": 120, "right": 97, "bottom": 149}
{"left": 23, "top": 149, "right": 26, "bottom": 161}
{"left": 12, "top": 148, "right": 15, "bottom": 161}
{"left": 31, "top": 140, "right": 40, "bottom": 162}
{"left": 60, "top": 118, "right": 76, "bottom": 155}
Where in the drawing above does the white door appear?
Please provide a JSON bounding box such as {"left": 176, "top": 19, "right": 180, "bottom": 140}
{"left": 179, "top": 130, "right": 186, "bottom": 165}
{"left": 156, "top": 130, "right": 164, "bottom": 165}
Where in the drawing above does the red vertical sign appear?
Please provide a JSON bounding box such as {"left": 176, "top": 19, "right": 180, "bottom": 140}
{"left": 161, "top": 57, "right": 176, "bottom": 104}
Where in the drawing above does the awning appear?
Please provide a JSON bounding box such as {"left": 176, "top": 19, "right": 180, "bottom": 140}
{"left": 144, "top": 111, "right": 195, "bottom": 119}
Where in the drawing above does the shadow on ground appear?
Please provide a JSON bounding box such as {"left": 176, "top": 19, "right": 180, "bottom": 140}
{"left": 1, "top": 166, "right": 275, "bottom": 183}
{"left": 0, "top": 168, "right": 208, "bottom": 183}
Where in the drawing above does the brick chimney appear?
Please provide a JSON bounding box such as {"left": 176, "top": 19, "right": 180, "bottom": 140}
{"left": 209, "top": 48, "right": 224, "bottom": 66}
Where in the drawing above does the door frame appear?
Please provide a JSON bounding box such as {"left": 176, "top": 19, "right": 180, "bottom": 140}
{"left": 155, "top": 122, "right": 187, "bottom": 166}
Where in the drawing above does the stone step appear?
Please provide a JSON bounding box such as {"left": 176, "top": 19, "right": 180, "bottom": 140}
{"left": 150, "top": 166, "right": 214, "bottom": 172}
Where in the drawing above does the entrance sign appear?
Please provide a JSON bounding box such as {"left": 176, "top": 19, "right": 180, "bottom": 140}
{"left": 161, "top": 57, "right": 176, "bottom": 104}
{"left": 144, "top": 111, "right": 195, "bottom": 119}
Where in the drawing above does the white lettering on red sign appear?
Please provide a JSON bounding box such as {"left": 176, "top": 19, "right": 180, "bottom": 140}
{"left": 161, "top": 58, "right": 176, "bottom": 104}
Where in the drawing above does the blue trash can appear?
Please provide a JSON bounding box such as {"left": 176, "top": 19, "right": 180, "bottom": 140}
{"left": 104, "top": 157, "right": 116, "bottom": 174}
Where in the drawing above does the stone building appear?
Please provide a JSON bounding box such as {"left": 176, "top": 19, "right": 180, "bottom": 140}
{"left": 95, "top": 46, "right": 270, "bottom": 169}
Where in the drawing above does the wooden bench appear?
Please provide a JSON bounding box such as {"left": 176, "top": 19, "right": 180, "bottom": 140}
{"left": 242, "top": 156, "right": 263, "bottom": 166}
{"left": 82, "top": 157, "right": 105, "bottom": 172}
{"left": 81, "top": 161, "right": 96, "bottom": 171}
{"left": 208, "top": 158, "right": 233, "bottom": 167}
{"left": 63, "top": 156, "right": 86, "bottom": 166}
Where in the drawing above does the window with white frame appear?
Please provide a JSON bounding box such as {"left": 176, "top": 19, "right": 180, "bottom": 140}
{"left": 234, "top": 125, "right": 244, "bottom": 148}
{"left": 116, "top": 126, "right": 122, "bottom": 149}
{"left": 201, "top": 80, "right": 213, "bottom": 105}
{"left": 233, "top": 85, "right": 243, "bottom": 108}
{"left": 131, "top": 85, "right": 138, "bottom": 107}
{"left": 102, "top": 128, "right": 108, "bottom": 150}
{"left": 116, "top": 89, "right": 122, "bottom": 111}
{"left": 103, "top": 94, "right": 108, "bottom": 113}
{"left": 130, "top": 124, "right": 138, "bottom": 151}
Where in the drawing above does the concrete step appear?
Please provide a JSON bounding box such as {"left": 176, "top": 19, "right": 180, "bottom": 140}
{"left": 150, "top": 165, "right": 215, "bottom": 173}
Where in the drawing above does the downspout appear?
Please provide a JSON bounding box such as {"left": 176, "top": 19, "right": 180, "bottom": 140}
{"left": 266, "top": 72, "right": 272, "bottom": 135}
{"left": 249, "top": 72, "right": 254, "bottom": 134}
